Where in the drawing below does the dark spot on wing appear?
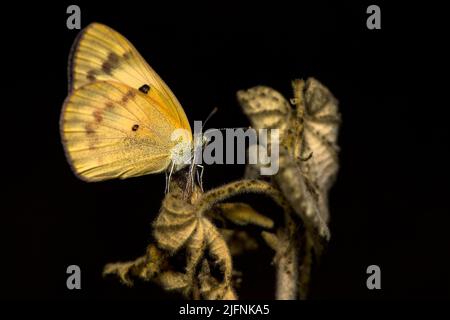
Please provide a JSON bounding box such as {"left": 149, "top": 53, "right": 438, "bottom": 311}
{"left": 139, "top": 84, "right": 150, "bottom": 94}
{"left": 122, "top": 52, "right": 131, "bottom": 60}
{"left": 121, "top": 90, "right": 136, "bottom": 104}
{"left": 105, "top": 102, "right": 114, "bottom": 110}
{"left": 101, "top": 63, "right": 112, "bottom": 75}
{"left": 132, "top": 124, "right": 139, "bottom": 131}
{"left": 102, "top": 52, "right": 120, "bottom": 75}
{"left": 85, "top": 123, "right": 95, "bottom": 135}
{"left": 87, "top": 70, "right": 97, "bottom": 81}
{"left": 93, "top": 110, "right": 103, "bottom": 123}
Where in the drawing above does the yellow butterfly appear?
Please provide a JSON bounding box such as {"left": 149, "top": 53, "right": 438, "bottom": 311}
{"left": 60, "top": 23, "right": 193, "bottom": 182}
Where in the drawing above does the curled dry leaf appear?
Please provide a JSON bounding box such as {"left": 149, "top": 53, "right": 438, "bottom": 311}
{"left": 102, "top": 78, "right": 339, "bottom": 301}
{"left": 238, "top": 78, "right": 341, "bottom": 239}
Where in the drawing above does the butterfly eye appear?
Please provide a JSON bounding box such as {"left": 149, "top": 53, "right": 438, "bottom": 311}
{"left": 138, "top": 84, "right": 150, "bottom": 94}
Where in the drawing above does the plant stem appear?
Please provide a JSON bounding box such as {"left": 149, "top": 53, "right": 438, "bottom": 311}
{"left": 275, "top": 229, "right": 298, "bottom": 300}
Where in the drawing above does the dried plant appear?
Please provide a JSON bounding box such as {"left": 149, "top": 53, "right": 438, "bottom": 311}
{"left": 104, "top": 173, "right": 291, "bottom": 299}
{"left": 103, "top": 78, "right": 340, "bottom": 300}
{"left": 236, "top": 78, "right": 340, "bottom": 299}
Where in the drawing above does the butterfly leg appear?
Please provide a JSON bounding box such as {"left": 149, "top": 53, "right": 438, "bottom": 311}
{"left": 165, "top": 171, "right": 169, "bottom": 193}
{"left": 196, "top": 164, "right": 204, "bottom": 192}
{"left": 191, "top": 164, "right": 195, "bottom": 193}
{"left": 166, "top": 162, "right": 175, "bottom": 193}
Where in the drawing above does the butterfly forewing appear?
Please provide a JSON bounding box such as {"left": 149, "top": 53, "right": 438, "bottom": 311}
{"left": 68, "top": 22, "right": 191, "bottom": 134}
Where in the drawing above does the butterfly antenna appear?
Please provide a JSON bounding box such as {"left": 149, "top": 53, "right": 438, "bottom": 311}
{"left": 202, "top": 107, "right": 218, "bottom": 130}
{"left": 205, "top": 126, "right": 251, "bottom": 133}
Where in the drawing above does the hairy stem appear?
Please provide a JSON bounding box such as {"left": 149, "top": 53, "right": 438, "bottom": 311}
{"left": 275, "top": 234, "right": 298, "bottom": 300}
{"left": 199, "top": 179, "right": 291, "bottom": 215}
{"left": 275, "top": 209, "right": 300, "bottom": 300}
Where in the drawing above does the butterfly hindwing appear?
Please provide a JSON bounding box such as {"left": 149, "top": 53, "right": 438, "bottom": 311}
{"left": 61, "top": 81, "right": 178, "bottom": 182}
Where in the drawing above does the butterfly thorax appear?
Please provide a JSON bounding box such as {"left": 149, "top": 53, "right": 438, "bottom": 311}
{"left": 170, "top": 138, "right": 192, "bottom": 171}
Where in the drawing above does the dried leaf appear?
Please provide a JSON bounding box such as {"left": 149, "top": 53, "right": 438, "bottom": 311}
{"left": 216, "top": 202, "right": 274, "bottom": 228}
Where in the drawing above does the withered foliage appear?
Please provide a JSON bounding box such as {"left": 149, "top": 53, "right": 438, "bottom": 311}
{"left": 103, "top": 78, "right": 340, "bottom": 300}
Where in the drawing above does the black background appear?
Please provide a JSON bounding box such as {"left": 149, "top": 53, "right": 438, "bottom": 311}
{"left": 3, "top": 1, "right": 449, "bottom": 301}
